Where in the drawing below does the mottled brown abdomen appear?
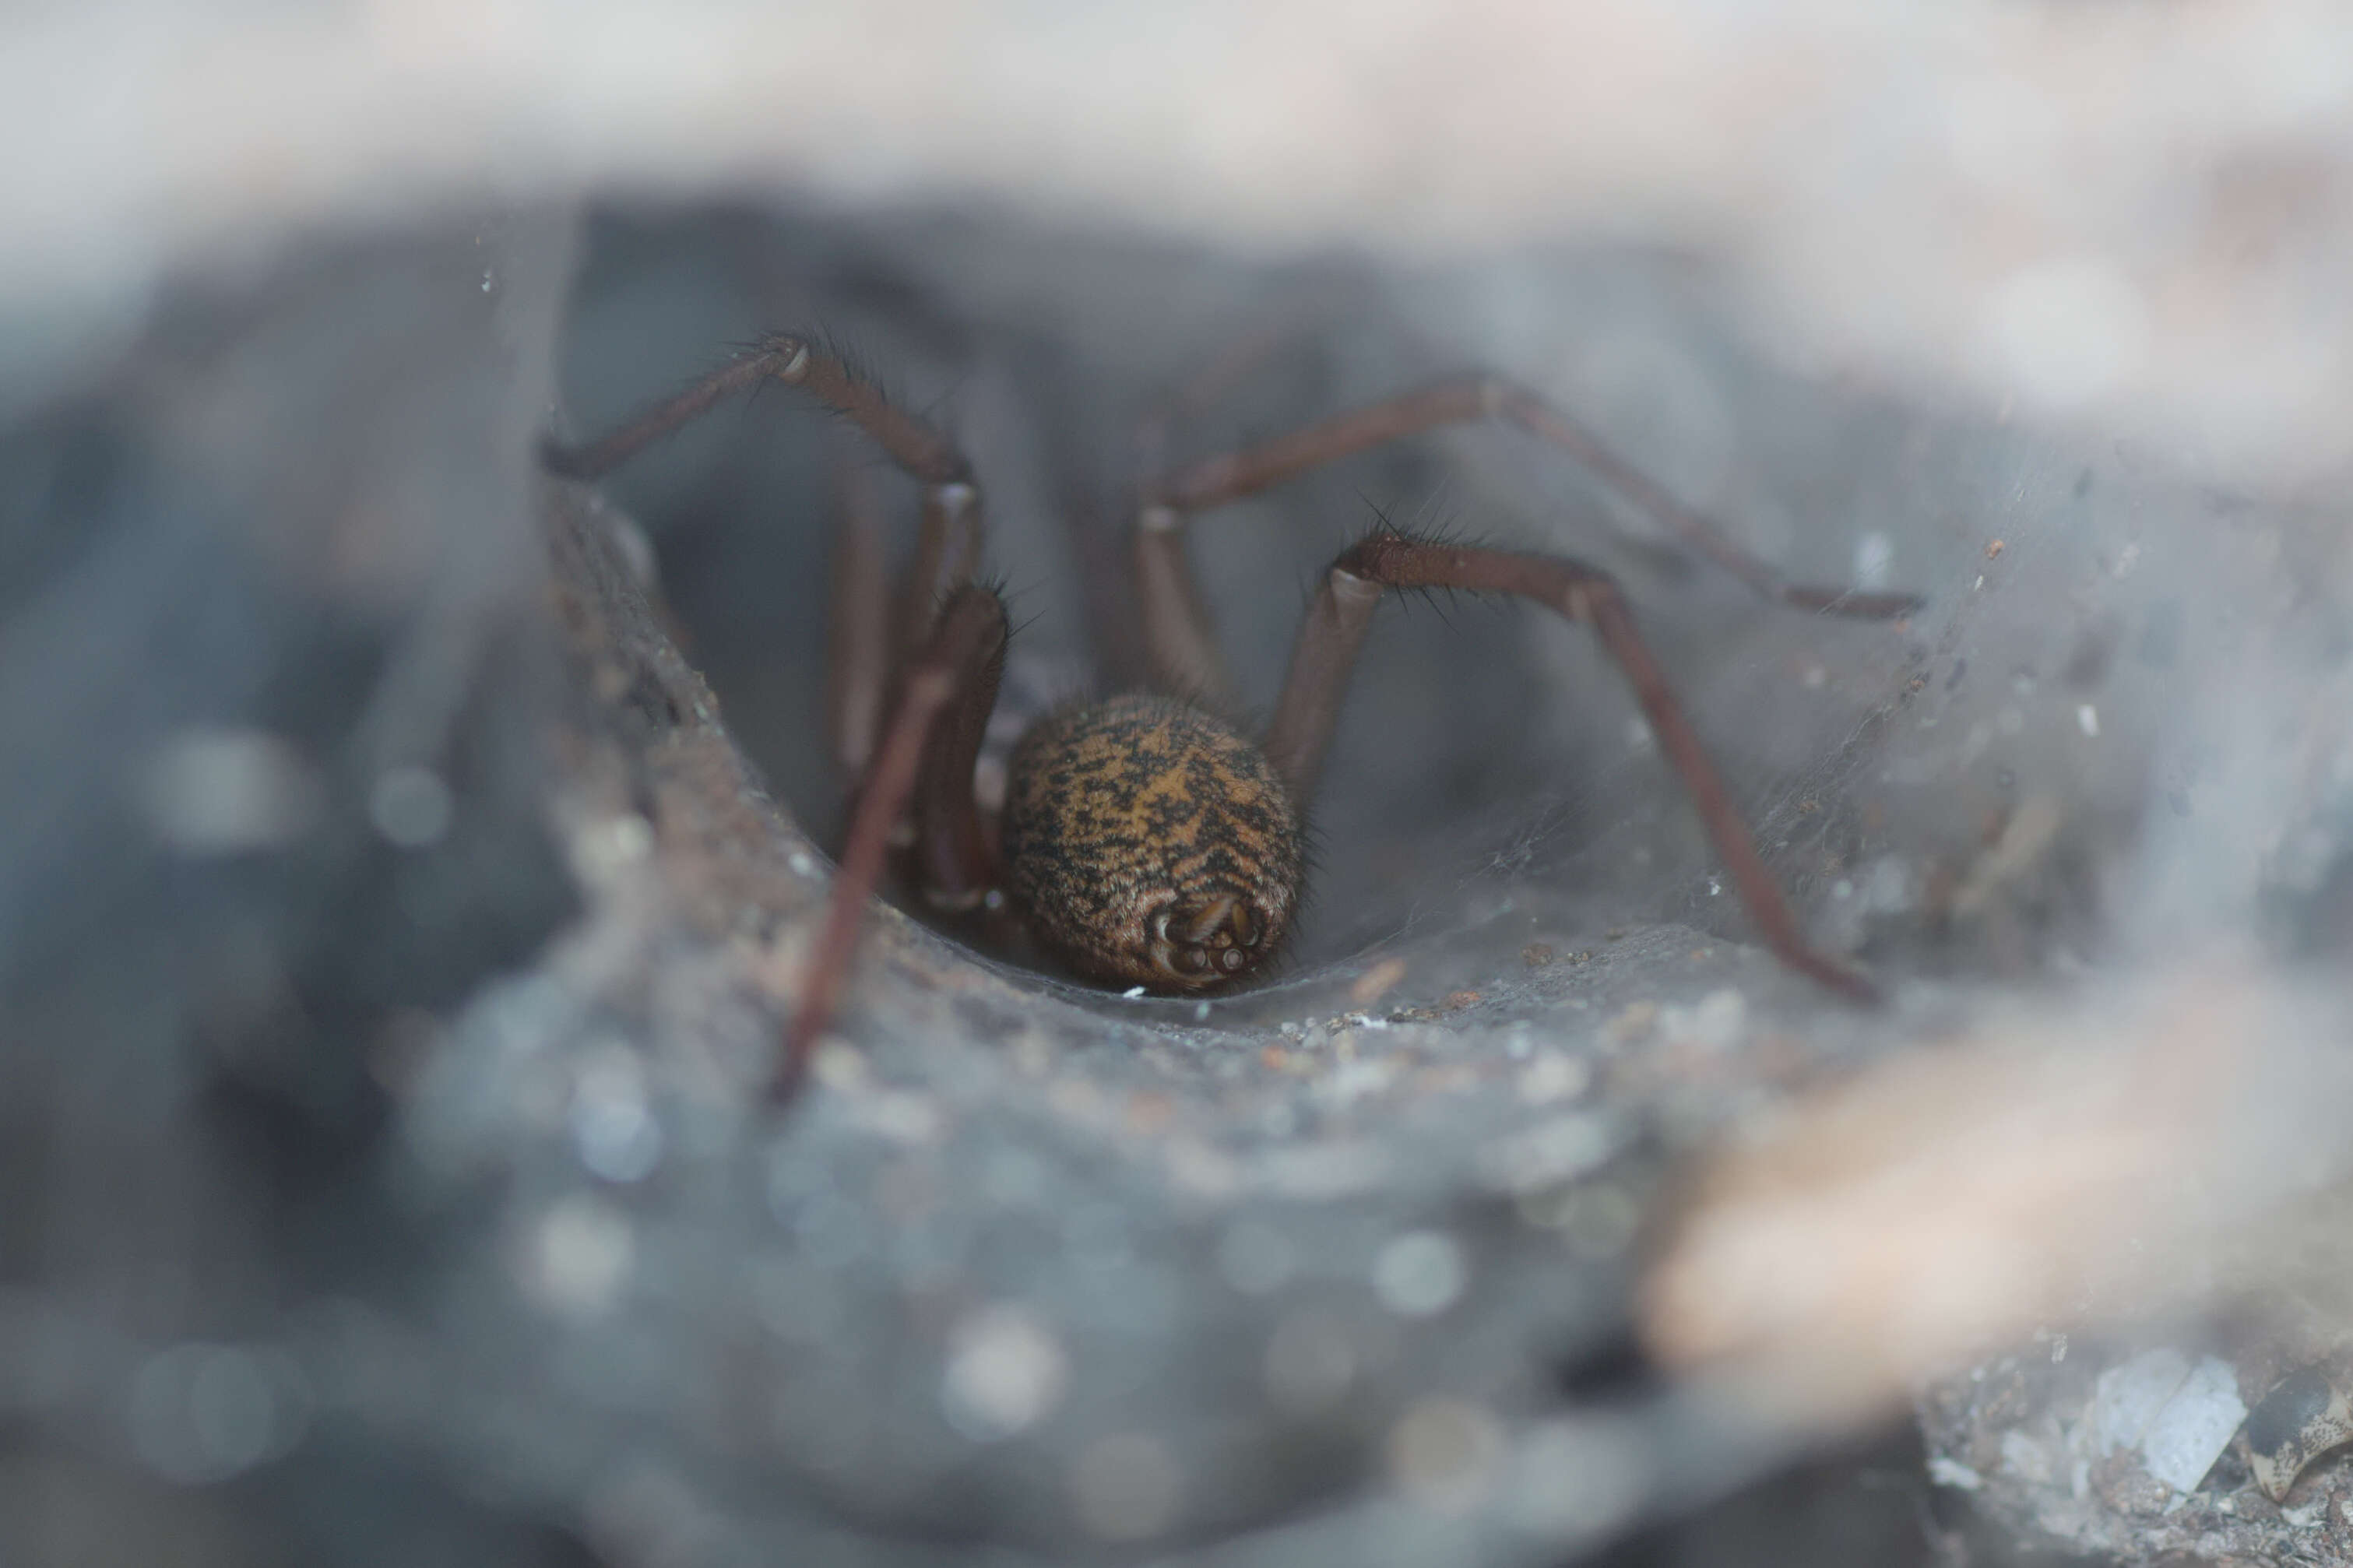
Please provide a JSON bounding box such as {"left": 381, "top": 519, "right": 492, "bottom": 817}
{"left": 1001, "top": 694, "right": 1303, "bottom": 990}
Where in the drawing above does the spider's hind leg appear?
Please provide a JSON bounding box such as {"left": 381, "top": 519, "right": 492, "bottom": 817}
{"left": 1134, "top": 370, "right": 1924, "bottom": 677}
{"left": 1267, "top": 529, "right": 1878, "bottom": 1004}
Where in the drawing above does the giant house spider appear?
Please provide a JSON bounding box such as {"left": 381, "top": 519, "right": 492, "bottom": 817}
{"left": 547, "top": 325, "right": 1920, "bottom": 1102}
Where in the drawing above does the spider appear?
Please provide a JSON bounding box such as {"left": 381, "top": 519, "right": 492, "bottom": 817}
{"left": 547, "top": 327, "right": 1920, "bottom": 1102}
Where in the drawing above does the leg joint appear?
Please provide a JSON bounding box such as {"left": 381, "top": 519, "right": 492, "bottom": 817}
{"left": 930, "top": 480, "right": 979, "bottom": 523}
{"left": 1330, "top": 531, "right": 1424, "bottom": 588}
{"left": 1327, "top": 563, "right": 1384, "bottom": 610}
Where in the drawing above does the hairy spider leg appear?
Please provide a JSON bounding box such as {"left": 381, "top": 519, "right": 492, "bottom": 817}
{"left": 1127, "top": 318, "right": 1405, "bottom": 707}
{"left": 1264, "top": 532, "right": 1878, "bottom": 1003}
{"left": 825, "top": 438, "right": 892, "bottom": 775}
{"left": 1137, "top": 373, "right": 1923, "bottom": 705}
{"left": 548, "top": 333, "right": 1006, "bottom": 1101}
{"left": 1130, "top": 282, "right": 1377, "bottom": 486}
{"left": 779, "top": 585, "right": 1008, "bottom": 1101}
{"left": 548, "top": 335, "right": 968, "bottom": 485}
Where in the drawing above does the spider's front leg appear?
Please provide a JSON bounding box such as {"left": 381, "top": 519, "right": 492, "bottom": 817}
{"left": 1265, "top": 531, "right": 1880, "bottom": 1004}
{"left": 547, "top": 334, "right": 1005, "bottom": 1100}
{"left": 780, "top": 583, "right": 1007, "bottom": 1101}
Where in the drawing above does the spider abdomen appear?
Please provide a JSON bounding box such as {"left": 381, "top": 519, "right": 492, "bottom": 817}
{"left": 1001, "top": 693, "right": 1303, "bottom": 991}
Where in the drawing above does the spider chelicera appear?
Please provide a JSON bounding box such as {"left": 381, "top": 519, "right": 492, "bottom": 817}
{"left": 547, "top": 329, "right": 1920, "bottom": 1102}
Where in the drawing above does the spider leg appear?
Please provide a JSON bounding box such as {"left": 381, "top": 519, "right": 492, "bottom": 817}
{"left": 547, "top": 334, "right": 970, "bottom": 483}
{"left": 1133, "top": 502, "right": 1234, "bottom": 708}
{"left": 825, "top": 441, "right": 892, "bottom": 776}
{"left": 544, "top": 350, "right": 783, "bottom": 481}
{"left": 1155, "top": 373, "right": 1925, "bottom": 621}
{"left": 545, "top": 330, "right": 987, "bottom": 652}
{"left": 896, "top": 478, "right": 985, "bottom": 662}
{"left": 779, "top": 584, "right": 1008, "bottom": 1102}
{"left": 552, "top": 334, "right": 1003, "bottom": 1099}
{"left": 1127, "top": 293, "right": 1366, "bottom": 708}
{"left": 1131, "top": 289, "right": 1360, "bottom": 479}
{"left": 1266, "top": 532, "right": 1879, "bottom": 1004}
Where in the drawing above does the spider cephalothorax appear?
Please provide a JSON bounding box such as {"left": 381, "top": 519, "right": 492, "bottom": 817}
{"left": 550, "top": 329, "right": 1921, "bottom": 1102}
{"left": 1002, "top": 694, "right": 1304, "bottom": 990}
